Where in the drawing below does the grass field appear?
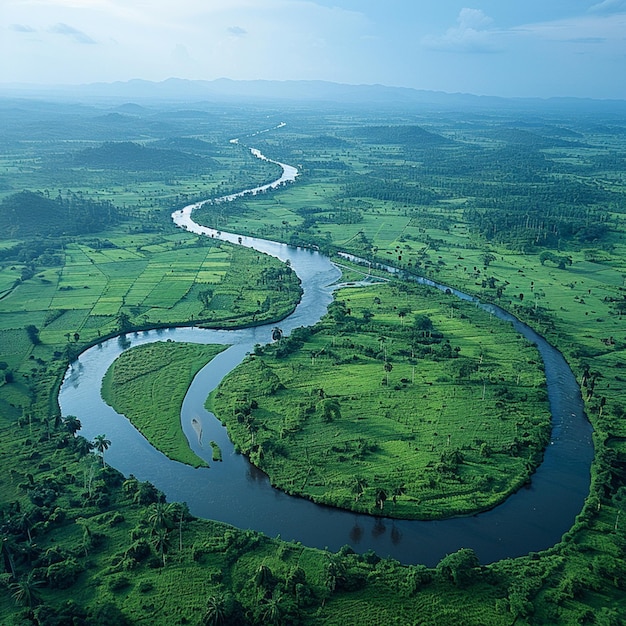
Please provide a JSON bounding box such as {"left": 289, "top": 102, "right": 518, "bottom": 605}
{"left": 1, "top": 99, "right": 626, "bottom": 624}
{"left": 101, "top": 342, "right": 228, "bottom": 467}
{"left": 210, "top": 281, "right": 550, "bottom": 518}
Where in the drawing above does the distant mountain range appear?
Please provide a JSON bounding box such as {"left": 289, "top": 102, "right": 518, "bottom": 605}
{"left": 1, "top": 78, "right": 625, "bottom": 112}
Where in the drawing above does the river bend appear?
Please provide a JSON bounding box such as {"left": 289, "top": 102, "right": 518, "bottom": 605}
{"left": 59, "top": 142, "right": 593, "bottom": 566}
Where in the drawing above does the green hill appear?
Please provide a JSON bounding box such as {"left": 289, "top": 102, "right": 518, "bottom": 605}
{"left": 0, "top": 190, "right": 122, "bottom": 239}
{"left": 74, "top": 141, "right": 214, "bottom": 172}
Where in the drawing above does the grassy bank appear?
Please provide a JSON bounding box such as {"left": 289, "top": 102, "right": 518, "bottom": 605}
{"left": 101, "top": 341, "right": 227, "bottom": 467}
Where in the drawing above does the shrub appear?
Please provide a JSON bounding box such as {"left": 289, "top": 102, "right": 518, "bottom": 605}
{"left": 46, "top": 557, "right": 83, "bottom": 589}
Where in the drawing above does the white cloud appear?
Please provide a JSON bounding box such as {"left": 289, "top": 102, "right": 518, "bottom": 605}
{"left": 511, "top": 11, "right": 626, "bottom": 42}
{"left": 48, "top": 22, "right": 96, "bottom": 44}
{"left": 228, "top": 26, "right": 247, "bottom": 37}
{"left": 457, "top": 8, "right": 493, "bottom": 30}
{"left": 588, "top": 0, "right": 626, "bottom": 14}
{"left": 9, "top": 23, "right": 37, "bottom": 32}
{"left": 1, "top": 0, "right": 372, "bottom": 84}
{"left": 422, "top": 8, "right": 500, "bottom": 53}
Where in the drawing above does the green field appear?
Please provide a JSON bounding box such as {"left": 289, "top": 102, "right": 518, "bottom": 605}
{"left": 1, "top": 97, "right": 626, "bottom": 624}
{"left": 211, "top": 281, "right": 549, "bottom": 518}
{"left": 101, "top": 342, "right": 228, "bottom": 467}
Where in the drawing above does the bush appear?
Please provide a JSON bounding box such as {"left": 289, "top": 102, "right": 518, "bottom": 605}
{"left": 46, "top": 557, "right": 83, "bottom": 589}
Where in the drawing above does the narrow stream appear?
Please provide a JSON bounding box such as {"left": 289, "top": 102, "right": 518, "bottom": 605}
{"left": 59, "top": 141, "right": 593, "bottom": 566}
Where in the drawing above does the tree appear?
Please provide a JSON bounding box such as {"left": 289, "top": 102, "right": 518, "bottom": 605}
{"left": 151, "top": 527, "right": 170, "bottom": 567}
{"left": 25, "top": 324, "right": 41, "bottom": 346}
{"left": 133, "top": 481, "right": 161, "bottom": 505}
{"left": 201, "top": 591, "right": 234, "bottom": 626}
{"left": 72, "top": 436, "right": 93, "bottom": 457}
{"left": 115, "top": 311, "right": 131, "bottom": 332}
{"left": 63, "top": 415, "right": 82, "bottom": 435}
{"left": 147, "top": 501, "right": 175, "bottom": 532}
{"left": 376, "top": 489, "right": 388, "bottom": 510}
{"left": 254, "top": 563, "right": 275, "bottom": 594}
{"left": 384, "top": 361, "right": 393, "bottom": 385}
{"left": 93, "top": 434, "right": 111, "bottom": 467}
{"left": 436, "top": 548, "right": 480, "bottom": 587}
{"left": 259, "top": 589, "right": 289, "bottom": 625}
{"left": 198, "top": 288, "right": 214, "bottom": 310}
{"left": 1, "top": 534, "right": 17, "bottom": 579}
{"left": 10, "top": 572, "right": 43, "bottom": 609}
{"left": 413, "top": 314, "right": 433, "bottom": 335}
{"left": 351, "top": 475, "right": 368, "bottom": 501}
{"left": 398, "top": 307, "right": 410, "bottom": 325}
{"left": 482, "top": 252, "right": 497, "bottom": 267}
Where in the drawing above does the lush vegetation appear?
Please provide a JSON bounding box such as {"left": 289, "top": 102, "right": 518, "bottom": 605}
{"left": 102, "top": 342, "right": 227, "bottom": 467}
{"left": 0, "top": 190, "right": 121, "bottom": 239}
{"left": 211, "top": 281, "right": 549, "bottom": 518}
{"left": 1, "top": 94, "right": 626, "bottom": 624}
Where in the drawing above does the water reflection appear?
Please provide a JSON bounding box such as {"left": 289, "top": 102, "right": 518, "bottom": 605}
{"left": 349, "top": 523, "right": 364, "bottom": 544}
{"left": 372, "top": 518, "right": 386, "bottom": 538}
{"left": 391, "top": 525, "right": 402, "bottom": 546}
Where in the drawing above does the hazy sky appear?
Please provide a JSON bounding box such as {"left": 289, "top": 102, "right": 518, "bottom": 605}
{"left": 2, "top": 0, "right": 625, "bottom": 98}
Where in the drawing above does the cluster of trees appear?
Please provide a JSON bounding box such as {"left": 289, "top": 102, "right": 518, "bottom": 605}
{"left": 340, "top": 178, "right": 442, "bottom": 206}
{"left": 0, "top": 191, "right": 122, "bottom": 239}
{"left": 72, "top": 141, "right": 214, "bottom": 174}
{"left": 464, "top": 203, "right": 609, "bottom": 250}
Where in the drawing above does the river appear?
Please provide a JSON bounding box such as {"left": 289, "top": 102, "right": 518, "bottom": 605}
{"left": 59, "top": 142, "right": 593, "bottom": 566}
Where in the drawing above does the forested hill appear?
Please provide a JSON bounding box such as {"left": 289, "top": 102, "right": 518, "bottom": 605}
{"left": 348, "top": 125, "right": 451, "bottom": 147}
{"left": 0, "top": 190, "right": 122, "bottom": 239}
{"left": 73, "top": 141, "right": 216, "bottom": 172}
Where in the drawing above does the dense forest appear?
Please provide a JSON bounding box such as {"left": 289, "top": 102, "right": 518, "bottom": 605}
{"left": 0, "top": 190, "right": 122, "bottom": 239}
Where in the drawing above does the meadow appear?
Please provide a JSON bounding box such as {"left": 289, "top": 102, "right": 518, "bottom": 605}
{"left": 0, "top": 96, "right": 626, "bottom": 624}
{"left": 210, "top": 281, "right": 550, "bottom": 519}
{"left": 101, "top": 342, "right": 228, "bottom": 467}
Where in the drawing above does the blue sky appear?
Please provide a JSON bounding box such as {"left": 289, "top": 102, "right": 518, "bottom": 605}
{"left": 2, "top": 0, "right": 625, "bottom": 98}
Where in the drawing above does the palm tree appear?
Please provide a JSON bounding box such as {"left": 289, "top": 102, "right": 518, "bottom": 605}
{"left": 122, "top": 476, "right": 139, "bottom": 498}
{"left": 384, "top": 361, "right": 393, "bottom": 385}
{"left": 10, "top": 572, "right": 43, "bottom": 609}
{"left": 1, "top": 534, "right": 17, "bottom": 579}
{"left": 351, "top": 475, "right": 368, "bottom": 502}
{"left": 151, "top": 526, "right": 170, "bottom": 567}
{"left": 72, "top": 436, "right": 93, "bottom": 457}
{"left": 201, "top": 591, "right": 230, "bottom": 626}
{"left": 92, "top": 434, "right": 111, "bottom": 467}
{"left": 254, "top": 563, "right": 273, "bottom": 590}
{"left": 63, "top": 415, "right": 82, "bottom": 435}
{"left": 16, "top": 510, "right": 34, "bottom": 542}
{"left": 147, "top": 501, "right": 174, "bottom": 532}
{"left": 260, "top": 589, "right": 287, "bottom": 625}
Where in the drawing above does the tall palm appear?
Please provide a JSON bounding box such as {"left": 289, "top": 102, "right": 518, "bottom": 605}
{"left": 92, "top": 434, "right": 111, "bottom": 467}
{"left": 147, "top": 501, "right": 174, "bottom": 532}
{"left": 351, "top": 475, "right": 368, "bottom": 502}
{"left": 151, "top": 527, "right": 170, "bottom": 568}
{"left": 1, "top": 534, "right": 17, "bottom": 579}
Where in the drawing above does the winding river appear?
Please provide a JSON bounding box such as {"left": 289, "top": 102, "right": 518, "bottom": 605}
{"left": 59, "top": 142, "right": 593, "bottom": 566}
